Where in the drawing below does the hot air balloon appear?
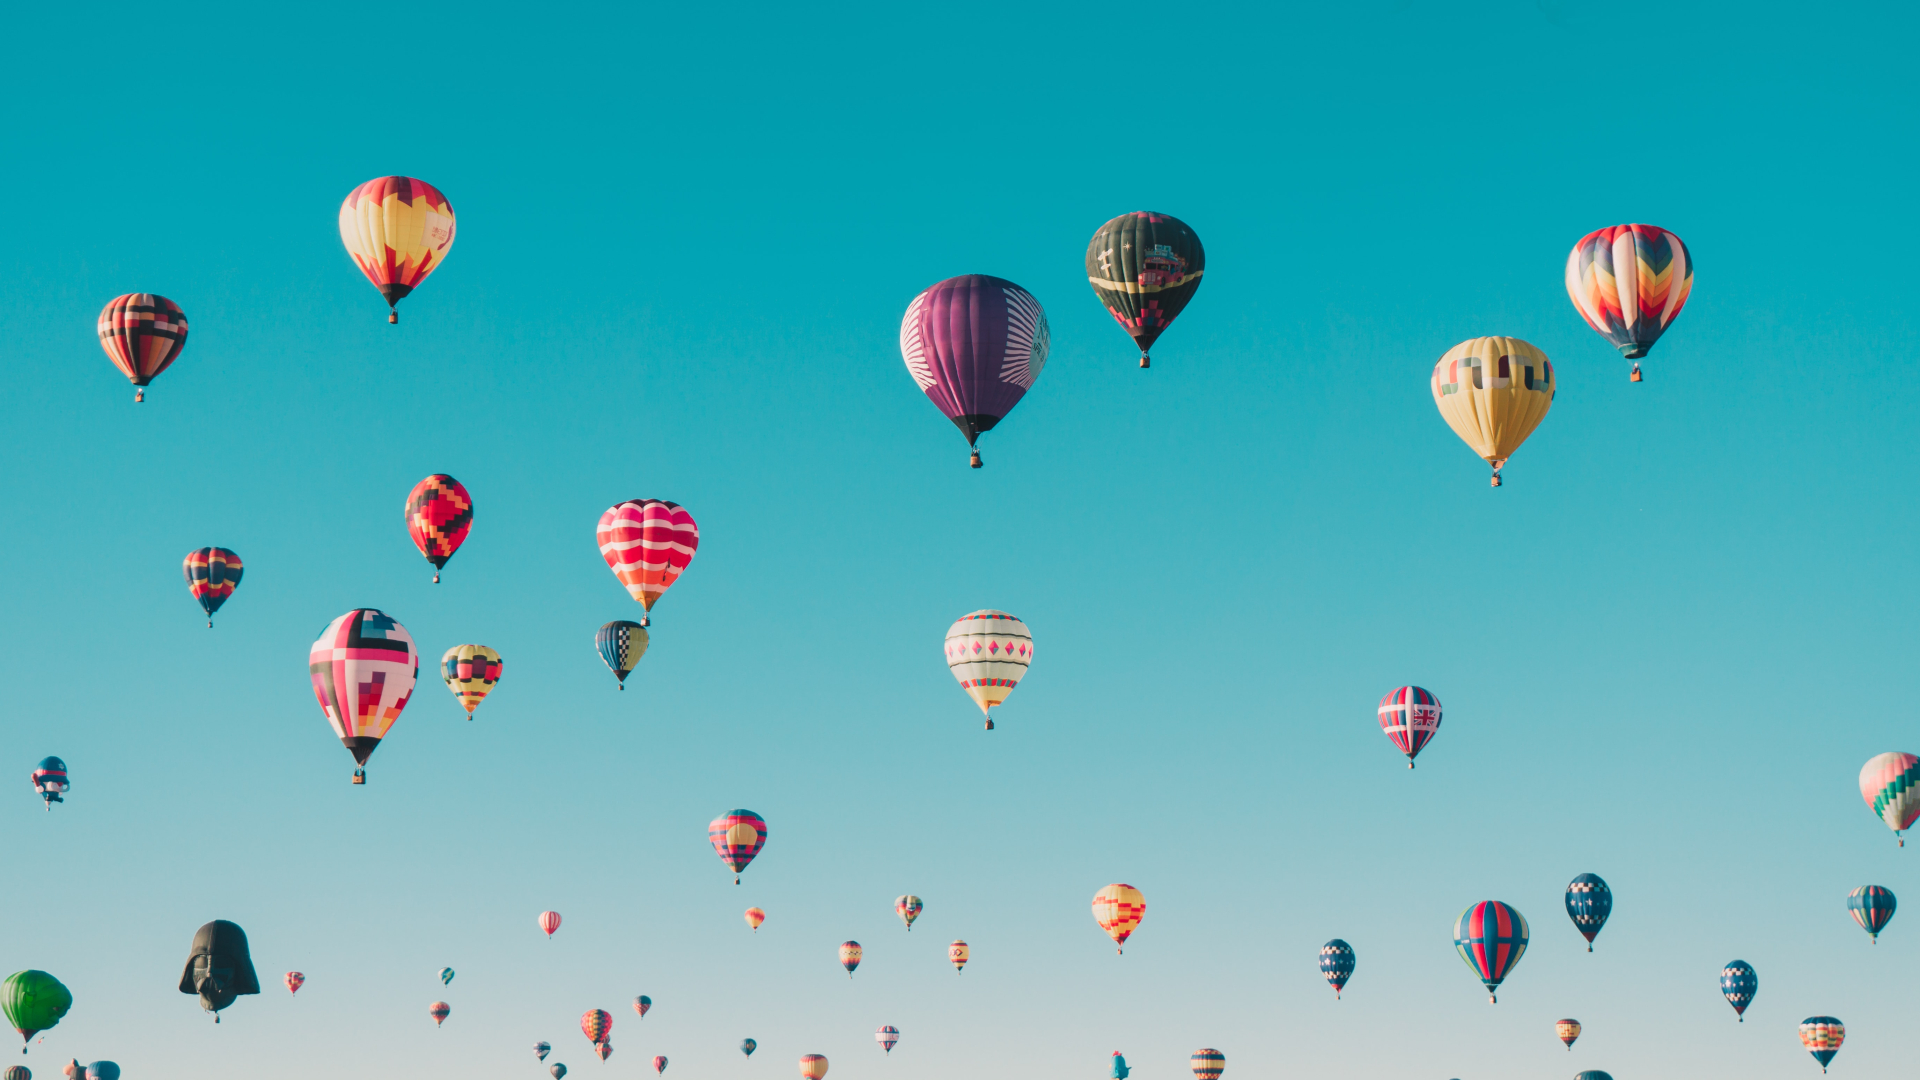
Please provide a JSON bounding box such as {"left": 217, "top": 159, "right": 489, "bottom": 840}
{"left": 900, "top": 275, "right": 1050, "bottom": 467}
{"left": 29, "top": 759, "right": 67, "bottom": 810}
{"left": 60, "top": 1061, "right": 78, "bottom": 1080}
{"left": 633, "top": 996, "right": 651, "bottom": 1018}
{"left": 1556, "top": 1019, "right": 1581, "bottom": 1049}
{"left": 945, "top": 611, "right": 1033, "bottom": 730}
{"left": 429, "top": 1002, "right": 450, "bottom": 1027}
{"left": 551, "top": 1066, "right": 567, "bottom": 1080}
{"left": 1800, "top": 1017, "right": 1843, "bottom": 1073}
{"left": 539, "top": 911, "right": 562, "bottom": 937}
{"left": 1110, "top": 1052, "right": 1130, "bottom": 1079}
{"left": 596, "top": 500, "right": 698, "bottom": 626}
{"left": 1453, "top": 901, "right": 1529, "bottom": 1003}
{"left": 745, "top": 908, "right": 766, "bottom": 932}
{"left": 1859, "top": 752, "right": 1920, "bottom": 844}
{"left": 1847, "top": 886, "right": 1895, "bottom": 943}
{"left": 1720, "top": 960, "right": 1757, "bottom": 1020}
{"left": 798, "top": 1054, "right": 827, "bottom": 1080}
{"left": 1430, "top": 336, "right": 1556, "bottom": 487}
{"left": 1092, "top": 884, "right": 1145, "bottom": 955}
{"left": 1566, "top": 224, "right": 1694, "bottom": 381}
{"left": 81, "top": 1066, "right": 114, "bottom": 1080}
{"left": 440, "top": 645, "right": 502, "bottom": 718}
{"left": 1566, "top": 874, "right": 1612, "bottom": 951}
{"left": 895, "top": 895, "right": 922, "bottom": 931}
{"left": 284, "top": 972, "right": 304, "bottom": 996}
{"left": 652, "top": 1056, "right": 667, "bottom": 1075}
{"left": 405, "top": 475, "right": 472, "bottom": 583}
{"left": 1319, "top": 940, "right": 1354, "bottom": 999}
{"left": 2, "top": 972, "right": 70, "bottom": 1052}
{"left": 338, "top": 176, "right": 456, "bottom": 323}
{"left": 596, "top": 621, "right": 649, "bottom": 689}
{"left": 1574, "top": 1073, "right": 1613, "bottom": 1080}
{"left": 430, "top": 967, "right": 450, "bottom": 986}
{"left": 97, "top": 294, "right": 187, "bottom": 401}
{"left": 182, "top": 548, "right": 243, "bottom": 627}
{"left": 1190, "top": 1049, "right": 1225, "bottom": 1080}
{"left": 838, "top": 942, "right": 862, "bottom": 978}
{"left": 308, "top": 609, "right": 418, "bottom": 784}
{"left": 740, "top": 1040, "right": 757, "bottom": 1058}
{"left": 535, "top": 1042, "right": 551, "bottom": 1061}
{"left": 710, "top": 810, "right": 767, "bottom": 884}
{"left": 595, "top": 1043, "right": 613, "bottom": 1062}
{"left": 875, "top": 1026, "right": 899, "bottom": 1053}
{"left": 1376, "top": 686, "right": 1440, "bottom": 768}
{"left": 179, "top": 921, "right": 258, "bottom": 1021}
{"left": 948, "top": 940, "right": 969, "bottom": 973}
{"left": 582, "top": 1009, "right": 612, "bottom": 1045}
{"left": 3, "top": 1065, "right": 25, "bottom": 1080}
{"left": 1085, "top": 212, "right": 1205, "bottom": 368}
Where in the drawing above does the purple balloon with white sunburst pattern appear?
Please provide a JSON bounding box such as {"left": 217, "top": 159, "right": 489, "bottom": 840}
{"left": 899, "top": 275, "right": 1049, "bottom": 468}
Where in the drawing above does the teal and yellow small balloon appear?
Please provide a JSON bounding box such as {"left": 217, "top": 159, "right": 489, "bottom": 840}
{"left": 597, "top": 621, "right": 649, "bottom": 689}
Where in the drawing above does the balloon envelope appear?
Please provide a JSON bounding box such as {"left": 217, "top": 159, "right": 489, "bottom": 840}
{"left": 1859, "top": 752, "right": 1920, "bottom": 842}
{"left": 596, "top": 621, "right": 649, "bottom": 687}
{"left": 875, "top": 1025, "right": 899, "bottom": 1053}
{"left": 1565, "top": 874, "right": 1612, "bottom": 949}
{"left": 1452, "top": 901, "right": 1529, "bottom": 1002}
{"left": 633, "top": 996, "right": 651, "bottom": 1018}
{"left": 1429, "top": 336, "right": 1555, "bottom": 485}
{"left": 895, "top": 895, "right": 922, "bottom": 930}
{"left": 438, "top": 967, "right": 454, "bottom": 986}
{"left": 284, "top": 971, "right": 304, "bottom": 995}
{"left": 405, "top": 475, "right": 473, "bottom": 579}
{"left": 838, "top": 942, "right": 862, "bottom": 976}
{"left": 1565, "top": 224, "right": 1693, "bottom": 367}
{"left": 582, "top": 1009, "right": 612, "bottom": 1044}
{"left": 535, "top": 1042, "right": 551, "bottom": 1061}
{"left": 539, "top": 911, "right": 562, "bottom": 936}
{"left": 30, "top": 758, "right": 67, "bottom": 809}
{"left": 429, "top": 1001, "right": 450, "bottom": 1025}
{"left": 1377, "top": 686, "right": 1440, "bottom": 766}
{"left": 597, "top": 500, "right": 699, "bottom": 619}
{"left": 338, "top": 177, "right": 456, "bottom": 320}
{"left": 97, "top": 294, "right": 187, "bottom": 399}
{"left": 1190, "top": 1049, "right": 1225, "bottom": 1080}
{"left": 948, "top": 940, "right": 968, "bottom": 972}
{"left": 1092, "top": 885, "right": 1145, "bottom": 953}
{"left": 710, "top": 810, "right": 768, "bottom": 881}
{"left": 899, "top": 275, "right": 1049, "bottom": 463}
{"left": 1800, "top": 1017, "right": 1844, "bottom": 1070}
{"left": 308, "top": 610, "right": 418, "bottom": 774}
{"left": 745, "top": 907, "right": 765, "bottom": 932}
{"left": 1847, "top": 886, "right": 1895, "bottom": 941}
{"left": 82, "top": 1065, "right": 116, "bottom": 1080}
{"left": 1556, "top": 1019, "right": 1581, "bottom": 1049}
{"left": 182, "top": 548, "right": 242, "bottom": 625}
{"left": 1720, "top": 960, "right": 1757, "bottom": 1018}
{"left": 1085, "top": 211, "right": 1205, "bottom": 365}
{"left": 652, "top": 1056, "right": 667, "bottom": 1075}
{"left": 740, "top": 1039, "right": 756, "bottom": 1057}
{"left": 551, "top": 1066, "right": 567, "bottom": 1079}
{"left": 945, "top": 611, "right": 1033, "bottom": 728}
{"left": 1319, "top": 940, "right": 1355, "bottom": 998}
{"left": 178, "top": 921, "right": 259, "bottom": 1017}
{"left": 1, "top": 972, "right": 71, "bottom": 1047}
{"left": 440, "top": 645, "right": 502, "bottom": 717}
{"left": 798, "top": 1054, "right": 828, "bottom": 1080}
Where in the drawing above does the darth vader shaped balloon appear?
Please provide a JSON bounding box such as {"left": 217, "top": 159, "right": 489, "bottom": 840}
{"left": 178, "top": 920, "right": 260, "bottom": 1021}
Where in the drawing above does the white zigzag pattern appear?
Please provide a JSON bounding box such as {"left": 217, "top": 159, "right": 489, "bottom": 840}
{"left": 900, "top": 293, "right": 935, "bottom": 390}
{"left": 999, "top": 286, "right": 1048, "bottom": 388}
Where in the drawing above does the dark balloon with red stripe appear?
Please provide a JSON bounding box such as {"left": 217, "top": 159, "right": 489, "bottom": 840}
{"left": 899, "top": 275, "right": 1049, "bottom": 467}
{"left": 1086, "top": 212, "right": 1205, "bottom": 367}
{"left": 1565, "top": 874, "right": 1612, "bottom": 951}
{"left": 97, "top": 294, "right": 187, "bottom": 401}
{"left": 182, "top": 548, "right": 243, "bottom": 627}
{"left": 1453, "top": 901, "right": 1529, "bottom": 1003}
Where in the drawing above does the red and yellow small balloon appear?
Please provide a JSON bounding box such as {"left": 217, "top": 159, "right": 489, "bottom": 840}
{"left": 745, "top": 907, "right": 766, "bottom": 932}
{"left": 1092, "top": 884, "right": 1146, "bottom": 955}
{"left": 838, "top": 941, "right": 862, "bottom": 978}
{"left": 948, "top": 940, "right": 969, "bottom": 973}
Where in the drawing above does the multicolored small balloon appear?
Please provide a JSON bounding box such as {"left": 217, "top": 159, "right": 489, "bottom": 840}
{"left": 597, "top": 500, "right": 699, "bottom": 625}
{"left": 1319, "top": 940, "right": 1354, "bottom": 999}
{"left": 535, "top": 1042, "right": 551, "bottom": 1061}
{"left": 945, "top": 611, "right": 1033, "bottom": 730}
{"left": 1092, "top": 884, "right": 1146, "bottom": 955}
{"left": 1453, "top": 901, "right": 1529, "bottom": 1003}
{"left": 1377, "top": 686, "right": 1441, "bottom": 767}
{"left": 338, "top": 176, "right": 456, "bottom": 323}
{"left": 1565, "top": 874, "right": 1612, "bottom": 951}
{"left": 838, "top": 942, "right": 862, "bottom": 978}
{"left": 895, "top": 895, "right": 922, "bottom": 931}
{"left": 709, "top": 810, "right": 768, "bottom": 884}
{"left": 1556, "top": 1018, "right": 1581, "bottom": 1049}
{"left": 405, "top": 475, "right": 472, "bottom": 582}
{"left": 594, "top": 1043, "right": 612, "bottom": 1063}
{"left": 1859, "top": 752, "right": 1920, "bottom": 844}
{"left": 875, "top": 1026, "right": 899, "bottom": 1053}
{"left": 441, "top": 645, "right": 502, "bottom": 718}
{"left": 1190, "top": 1049, "right": 1225, "bottom": 1080}
{"left": 539, "top": 911, "right": 562, "bottom": 937}
{"left": 633, "top": 996, "right": 651, "bottom": 1019}
{"left": 1800, "top": 1017, "right": 1844, "bottom": 1073}
{"left": 1720, "top": 960, "right": 1757, "bottom": 1020}
{"left": 1847, "top": 886, "right": 1895, "bottom": 943}
{"left": 97, "top": 294, "right": 187, "bottom": 401}
{"left": 429, "top": 1001, "right": 450, "bottom": 1027}
{"left": 948, "top": 940, "right": 969, "bottom": 973}
{"left": 581, "top": 1009, "right": 611, "bottom": 1044}
{"left": 438, "top": 967, "right": 454, "bottom": 986}
{"left": 309, "top": 609, "right": 418, "bottom": 784}
{"left": 596, "top": 621, "right": 649, "bottom": 689}
{"left": 3, "top": 1064, "right": 26, "bottom": 1080}
{"left": 745, "top": 907, "right": 765, "bottom": 932}
{"left": 30, "top": 759, "right": 67, "bottom": 811}
{"left": 182, "top": 548, "right": 243, "bottom": 627}
{"left": 284, "top": 971, "right": 304, "bottom": 996}
{"left": 798, "top": 1054, "right": 828, "bottom": 1080}
{"left": 651, "top": 1056, "right": 668, "bottom": 1076}
{"left": 740, "top": 1039, "right": 756, "bottom": 1058}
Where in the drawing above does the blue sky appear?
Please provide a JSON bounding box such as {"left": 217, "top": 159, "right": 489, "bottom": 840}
{"left": 2, "top": 1, "right": 1917, "bottom": 1077}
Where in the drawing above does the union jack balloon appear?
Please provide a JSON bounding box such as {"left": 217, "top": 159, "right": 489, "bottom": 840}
{"left": 709, "top": 810, "right": 768, "bottom": 884}
{"left": 1565, "top": 224, "right": 1693, "bottom": 382}
{"left": 1377, "top": 686, "right": 1441, "bottom": 768}
{"left": 597, "top": 500, "right": 698, "bottom": 626}
{"left": 875, "top": 1025, "right": 898, "bottom": 1054}
{"left": 895, "top": 895, "right": 922, "bottom": 931}
{"left": 1565, "top": 873, "right": 1612, "bottom": 951}
{"left": 1858, "top": 752, "right": 1920, "bottom": 845}
{"left": 1556, "top": 1018, "right": 1581, "bottom": 1049}
{"left": 1846, "top": 886, "right": 1895, "bottom": 943}
{"left": 182, "top": 548, "right": 242, "bottom": 627}
{"left": 1318, "top": 939, "right": 1354, "bottom": 999}
{"left": 1091, "top": 884, "right": 1145, "bottom": 955}
{"left": 1720, "top": 960, "right": 1757, "bottom": 1020}
{"left": 945, "top": 611, "right": 1033, "bottom": 730}
{"left": 405, "top": 475, "right": 472, "bottom": 583}
{"left": 1453, "top": 901, "right": 1528, "bottom": 1003}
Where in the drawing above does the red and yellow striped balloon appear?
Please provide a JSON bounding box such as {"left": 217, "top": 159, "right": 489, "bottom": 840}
{"left": 838, "top": 941, "right": 862, "bottom": 977}
{"left": 97, "top": 294, "right": 187, "bottom": 401}
{"left": 1092, "top": 884, "right": 1146, "bottom": 954}
{"left": 948, "top": 940, "right": 969, "bottom": 973}
{"left": 441, "top": 645, "right": 503, "bottom": 717}
{"left": 338, "top": 176, "right": 456, "bottom": 323}
{"left": 798, "top": 1054, "right": 828, "bottom": 1080}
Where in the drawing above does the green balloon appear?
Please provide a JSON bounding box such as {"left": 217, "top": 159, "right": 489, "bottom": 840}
{"left": 2, "top": 972, "right": 71, "bottom": 1050}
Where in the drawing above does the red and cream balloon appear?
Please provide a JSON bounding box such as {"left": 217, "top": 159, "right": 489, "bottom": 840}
{"left": 1092, "top": 884, "right": 1146, "bottom": 955}
{"left": 944, "top": 610, "right": 1033, "bottom": 730}
{"left": 97, "top": 293, "right": 187, "bottom": 401}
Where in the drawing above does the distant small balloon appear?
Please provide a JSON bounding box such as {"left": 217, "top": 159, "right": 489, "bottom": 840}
{"left": 550, "top": 1066, "right": 567, "bottom": 1080}
{"left": 182, "top": 547, "right": 243, "bottom": 627}
{"left": 1573, "top": 1073, "right": 1614, "bottom": 1080}
{"left": 895, "top": 895, "right": 922, "bottom": 930}
{"left": 1720, "top": 960, "right": 1757, "bottom": 1020}
{"left": 1190, "top": 1049, "right": 1225, "bottom": 1080}
{"left": 798, "top": 1054, "right": 828, "bottom": 1080}
{"left": 535, "top": 1042, "right": 551, "bottom": 1061}
{"left": 745, "top": 908, "right": 766, "bottom": 932}
{"left": 839, "top": 942, "right": 862, "bottom": 978}
{"left": 83, "top": 1066, "right": 116, "bottom": 1080}
{"left": 1847, "top": 886, "right": 1896, "bottom": 943}
{"left": 740, "top": 1039, "right": 757, "bottom": 1058}
{"left": 429, "top": 1001, "right": 450, "bottom": 1026}
{"left": 1859, "top": 752, "right": 1920, "bottom": 844}
{"left": 284, "top": 971, "right": 304, "bottom": 995}
{"left": 30, "top": 758, "right": 68, "bottom": 811}
{"left": 651, "top": 1055, "right": 667, "bottom": 1075}
{"left": 1091, "top": 884, "right": 1146, "bottom": 955}
{"left": 633, "top": 996, "right": 651, "bottom": 1018}
{"left": 875, "top": 1026, "right": 899, "bottom": 1054}
{"left": 596, "top": 621, "right": 649, "bottom": 688}
{"left": 1800, "top": 1017, "right": 1844, "bottom": 1073}
{"left": 438, "top": 967, "right": 455, "bottom": 986}
{"left": 1565, "top": 874, "right": 1612, "bottom": 951}
{"left": 594, "top": 1043, "right": 612, "bottom": 1063}
{"left": 1319, "top": 940, "right": 1355, "bottom": 999}
{"left": 948, "top": 940, "right": 969, "bottom": 973}
{"left": 581, "top": 1009, "right": 612, "bottom": 1045}
{"left": 539, "top": 911, "right": 562, "bottom": 937}
{"left": 1110, "top": 1052, "right": 1130, "bottom": 1079}
{"left": 1556, "top": 1018, "right": 1582, "bottom": 1049}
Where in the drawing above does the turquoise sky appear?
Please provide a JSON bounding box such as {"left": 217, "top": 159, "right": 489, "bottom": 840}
{"left": 3, "top": 2, "right": 1916, "bottom": 1078}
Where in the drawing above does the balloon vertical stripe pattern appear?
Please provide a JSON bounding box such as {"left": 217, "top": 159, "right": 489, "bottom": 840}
{"left": 1430, "top": 337, "right": 1556, "bottom": 486}
{"left": 1565, "top": 224, "right": 1693, "bottom": 365}
{"left": 1377, "top": 686, "right": 1441, "bottom": 767}
{"left": 338, "top": 176, "right": 456, "bottom": 320}
{"left": 597, "top": 500, "right": 700, "bottom": 618}
{"left": 182, "top": 548, "right": 243, "bottom": 626}
{"left": 1846, "top": 886, "right": 1895, "bottom": 942}
{"left": 1452, "top": 901, "right": 1529, "bottom": 1002}
{"left": 97, "top": 294, "right": 187, "bottom": 399}
{"left": 539, "top": 911, "right": 562, "bottom": 937}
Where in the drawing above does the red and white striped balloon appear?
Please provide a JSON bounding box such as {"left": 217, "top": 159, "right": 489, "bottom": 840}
{"left": 538, "top": 910, "right": 562, "bottom": 937}
{"left": 596, "top": 500, "right": 699, "bottom": 625}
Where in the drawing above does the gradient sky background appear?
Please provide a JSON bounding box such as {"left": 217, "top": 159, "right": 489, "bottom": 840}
{"left": 2, "top": 2, "right": 1916, "bottom": 1078}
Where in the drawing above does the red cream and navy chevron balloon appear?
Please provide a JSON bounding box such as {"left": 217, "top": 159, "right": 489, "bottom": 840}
{"left": 182, "top": 548, "right": 243, "bottom": 628}
{"left": 1565, "top": 224, "right": 1693, "bottom": 381}
{"left": 1564, "top": 873, "right": 1612, "bottom": 952}
{"left": 1319, "top": 939, "right": 1355, "bottom": 999}
{"left": 1377, "top": 686, "right": 1441, "bottom": 768}
{"left": 1085, "top": 212, "right": 1205, "bottom": 368}
{"left": 97, "top": 294, "right": 188, "bottom": 402}
{"left": 405, "top": 475, "right": 473, "bottom": 583}
{"left": 899, "top": 275, "right": 1049, "bottom": 468}
{"left": 709, "top": 810, "right": 767, "bottom": 884}
{"left": 1453, "top": 901, "right": 1529, "bottom": 1003}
